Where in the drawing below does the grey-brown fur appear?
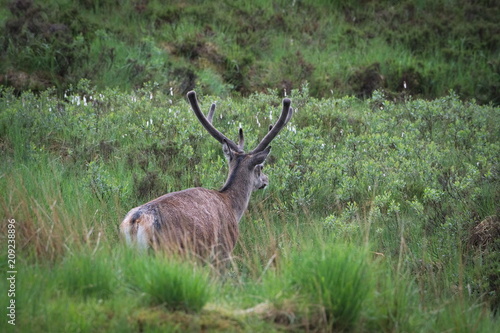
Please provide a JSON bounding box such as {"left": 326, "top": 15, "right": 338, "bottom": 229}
{"left": 120, "top": 91, "right": 292, "bottom": 259}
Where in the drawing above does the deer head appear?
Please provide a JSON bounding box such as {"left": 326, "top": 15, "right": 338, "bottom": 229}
{"left": 120, "top": 91, "right": 293, "bottom": 260}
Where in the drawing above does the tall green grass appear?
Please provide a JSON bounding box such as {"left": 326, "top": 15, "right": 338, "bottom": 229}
{"left": 124, "top": 252, "right": 214, "bottom": 313}
{"left": 0, "top": 248, "right": 216, "bottom": 332}
{"left": 57, "top": 251, "right": 116, "bottom": 300}
{"left": 288, "top": 244, "right": 372, "bottom": 330}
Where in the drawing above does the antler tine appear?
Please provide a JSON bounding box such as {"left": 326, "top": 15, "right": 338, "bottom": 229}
{"left": 250, "top": 98, "right": 293, "bottom": 154}
{"left": 285, "top": 106, "right": 293, "bottom": 123}
{"left": 187, "top": 91, "right": 242, "bottom": 153}
{"left": 238, "top": 128, "right": 245, "bottom": 150}
{"left": 207, "top": 103, "right": 216, "bottom": 123}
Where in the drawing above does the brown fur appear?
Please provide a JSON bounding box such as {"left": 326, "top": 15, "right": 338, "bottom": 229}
{"left": 121, "top": 188, "right": 239, "bottom": 257}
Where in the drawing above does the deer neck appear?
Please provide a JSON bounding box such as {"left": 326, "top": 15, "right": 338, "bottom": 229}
{"left": 219, "top": 158, "right": 254, "bottom": 222}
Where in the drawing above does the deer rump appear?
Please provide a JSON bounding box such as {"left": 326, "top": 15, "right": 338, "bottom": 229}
{"left": 121, "top": 187, "right": 238, "bottom": 257}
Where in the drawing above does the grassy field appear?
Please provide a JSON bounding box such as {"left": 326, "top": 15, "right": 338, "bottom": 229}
{"left": 1, "top": 83, "right": 499, "bottom": 331}
{"left": 1, "top": 1, "right": 499, "bottom": 331}
{"left": 1, "top": 0, "right": 499, "bottom": 104}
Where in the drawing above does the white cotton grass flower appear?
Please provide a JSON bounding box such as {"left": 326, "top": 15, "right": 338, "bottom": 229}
{"left": 71, "top": 95, "right": 81, "bottom": 106}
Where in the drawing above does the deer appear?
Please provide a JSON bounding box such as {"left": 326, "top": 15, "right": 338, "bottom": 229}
{"left": 120, "top": 91, "right": 293, "bottom": 261}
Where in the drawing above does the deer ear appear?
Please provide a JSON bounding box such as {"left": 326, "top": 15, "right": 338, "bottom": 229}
{"left": 222, "top": 140, "right": 234, "bottom": 160}
{"left": 250, "top": 146, "right": 271, "bottom": 166}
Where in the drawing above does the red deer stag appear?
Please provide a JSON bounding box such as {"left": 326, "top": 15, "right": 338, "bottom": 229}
{"left": 120, "top": 91, "right": 293, "bottom": 260}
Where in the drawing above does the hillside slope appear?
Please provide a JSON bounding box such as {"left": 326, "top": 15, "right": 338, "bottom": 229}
{"left": 0, "top": 0, "right": 499, "bottom": 103}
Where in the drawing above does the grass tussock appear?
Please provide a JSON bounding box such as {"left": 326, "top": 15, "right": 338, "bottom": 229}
{"left": 57, "top": 251, "right": 116, "bottom": 300}
{"left": 124, "top": 252, "right": 214, "bottom": 313}
{"left": 289, "top": 244, "right": 372, "bottom": 331}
